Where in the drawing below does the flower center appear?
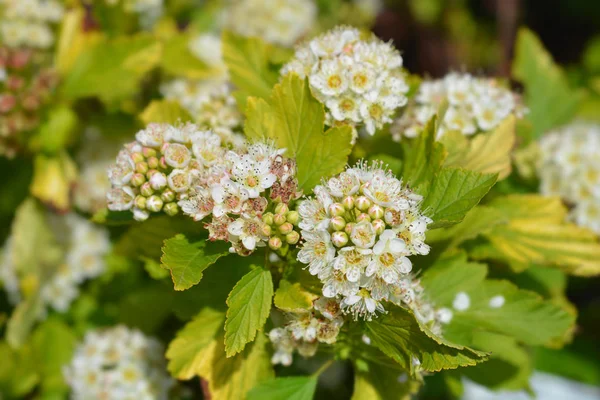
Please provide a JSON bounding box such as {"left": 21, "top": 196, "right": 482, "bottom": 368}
{"left": 327, "top": 75, "right": 343, "bottom": 89}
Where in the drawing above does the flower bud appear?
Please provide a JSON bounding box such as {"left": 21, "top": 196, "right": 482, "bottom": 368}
{"left": 135, "top": 161, "right": 149, "bottom": 174}
{"left": 356, "top": 213, "right": 371, "bottom": 223}
{"left": 163, "top": 202, "right": 179, "bottom": 216}
{"left": 330, "top": 216, "right": 346, "bottom": 231}
{"left": 344, "top": 222, "right": 355, "bottom": 236}
{"left": 140, "top": 182, "right": 153, "bottom": 197}
{"left": 278, "top": 222, "right": 293, "bottom": 235}
{"left": 131, "top": 173, "right": 146, "bottom": 187}
{"left": 142, "top": 147, "right": 157, "bottom": 158}
{"left": 133, "top": 208, "right": 150, "bottom": 221}
{"left": 342, "top": 196, "right": 355, "bottom": 210}
{"left": 286, "top": 231, "right": 300, "bottom": 245}
{"left": 273, "top": 213, "right": 286, "bottom": 226}
{"left": 161, "top": 189, "right": 175, "bottom": 203}
{"left": 262, "top": 212, "right": 274, "bottom": 226}
{"left": 331, "top": 231, "right": 349, "bottom": 247}
{"left": 275, "top": 203, "right": 289, "bottom": 215}
{"left": 355, "top": 196, "right": 372, "bottom": 211}
{"left": 372, "top": 219, "right": 385, "bottom": 235}
{"left": 159, "top": 157, "right": 168, "bottom": 169}
{"left": 269, "top": 236, "right": 282, "bottom": 250}
{"left": 261, "top": 224, "right": 272, "bottom": 236}
{"left": 149, "top": 172, "right": 167, "bottom": 190}
{"left": 146, "top": 195, "right": 163, "bottom": 212}
{"left": 131, "top": 152, "right": 144, "bottom": 163}
{"left": 328, "top": 202, "right": 345, "bottom": 217}
{"left": 163, "top": 143, "right": 191, "bottom": 168}
{"left": 286, "top": 210, "right": 299, "bottom": 225}
{"left": 368, "top": 205, "right": 384, "bottom": 220}
{"left": 134, "top": 195, "right": 147, "bottom": 209}
{"left": 147, "top": 156, "right": 159, "bottom": 169}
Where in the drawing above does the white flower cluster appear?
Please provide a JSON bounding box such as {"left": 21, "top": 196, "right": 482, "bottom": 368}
{"left": 393, "top": 72, "right": 525, "bottom": 140}
{"left": 0, "top": 213, "right": 109, "bottom": 314}
{"left": 64, "top": 325, "right": 174, "bottom": 400}
{"left": 282, "top": 26, "right": 409, "bottom": 136}
{"left": 0, "top": 0, "right": 63, "bottom": 49}
{"left": 269, "top": 297, "right": 344, "bottom": 366}
{"left": 296, "top": 161, "right": 432, "bottom": 320}
{"left": 537, "top": 122, "right": 600, "bottom": 234}
{"left": 224, "top": 0, "right": 317, "bottom": 47}
{"left": 107, "top": 123, "right": 301, "bottom": 255}
{"left": 160, "top": 80, "right": 244, "bottom": 147}
{"left": 188, "top": 32, "right": 226, "bottom": 72}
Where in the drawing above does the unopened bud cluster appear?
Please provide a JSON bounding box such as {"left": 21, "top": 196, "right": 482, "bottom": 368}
{"left": 107, "top": 122, "right": 302, "bottom": 256}
{"left": 537, "top": 122, "right": 600, "bottom": 234}
{"left": 0, "top": 0, "right": 63, "bottom": 49}
{"left": 282, "top": 26, "right": 409, "bottom": 136}
{"left": 393, "top": 72, "right": 526, "bottom": 140}
{"left": 260, "top": 202, "right": 302, "bottom": 254}
{"left": 269, "top": 297, "right": 343, "bottom": 366}
{"left": 160, "top": 79, "right": 244, "bottom": 147}
{"left": 296, "top": 160, "right": 432, "bottom": 320}
{"left": 0, "top": 47, "right": 58, "bottom": 157}
{"left": 224, "top": 0, "right": 316, "bottom": 47}
{"left": 64, "top": 325, "right": 173, "bottom": 400}
{"left": 0, "top": 213, "right": 110, "bottom": 316}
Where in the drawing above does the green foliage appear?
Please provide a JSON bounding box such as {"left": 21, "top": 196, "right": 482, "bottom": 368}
{"left": 364, "top": 306, "right": 488, "bottom": 375}
{"left": 61, "top": 34, "right": 161, "bottom": 106}
{"left": 161, "top": 234, "right": 230, "bottom": 291}
{"left": 222, "top": 31, "right": 281, "bottom": 105}
{"left": 512, "top": 28, "right": 584, "bottom": 139}
{"left": 273, "top": 280, "right": 317, "bottom": 313}
{"left": 421, "top": 253, "right": 575, "bottom": 347}
{"left": 139, "top": 100, "right": 193, "bottom": 125}
{"left": 352, "top": 363, "right": 420, "bottom": 400}
{"left": 245, "top": 74, "right": 354, "bottom": 191}
{"left": 421, "top": 168, "right": 498, "bottom": 229}
{"left": 247, "top": 376, "right": 318, "bottom": 400}
{"left": 225, "top": 268, "right": 274, "bottom": 357}
{"left": 468, "top": 195, "right": 600, "bottom": 276}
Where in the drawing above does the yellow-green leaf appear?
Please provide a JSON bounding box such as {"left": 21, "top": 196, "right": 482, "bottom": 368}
{"left": 139, "top": 100, "right": 193, "bottom": 125}
{"left": 471, "top": 195, "right": 600, "bottom": 276}
{"left": 273, "top": 280, "right": 317, "bottom": 313}
{"left": 30, "top": 152, "right": 78, "bottom": 213}
{"left": 248, "top": 376, "right": 318, "bottom": 400}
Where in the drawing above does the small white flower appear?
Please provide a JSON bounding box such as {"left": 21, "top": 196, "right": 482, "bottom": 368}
{"left": 163, "top": 143, "right": 192, "bottom": 168}
{"left": 453, "top": 292, "right": 471, "bottom": 311}
{"left": 341, "top": 288, "right": 385, "bottom": 320}
{"left": 297, "top": 230, "right": 336, "bottom": 276}
{"left": 230, "top": 155, "right": 277, "bottom": 198}
{"left": 489, "top": 295, "right": 505, "bottom": 308}
{"left": 350, "top": 220, "right": 377, "bottom": 249}
{"left": 227, "top": 216, "right": 266, "bottom": 251}
{"left": 436, "top": 308, "right": 454, "bottom": 324}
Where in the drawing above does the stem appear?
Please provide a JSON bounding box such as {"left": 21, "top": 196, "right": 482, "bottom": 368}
{"left": 313, "top": 359, "right": 334, "bottom": 377}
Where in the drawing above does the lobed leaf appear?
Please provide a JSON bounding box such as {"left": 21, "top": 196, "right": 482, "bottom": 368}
{"left": 273, "top": 280, "right": 317, "bottom": 313}
{"left": 139, "top": 100, "right": 193, "bottom": 125}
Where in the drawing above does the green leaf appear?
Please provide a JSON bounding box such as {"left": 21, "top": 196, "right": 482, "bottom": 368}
{"left": 464, "top": 331, "right": 533, "bottom": 391}
{"left": 161, "top": 234, "right": 230, "bottom": 291}
{"left": 222, "top": 31, "right": 280, "bottom": 104}
{"left": 225, "top": 268, "right": 274, "bottom": 357}
{"left": 247, "top": 376, "right": 318, "bottom": 400}
{"left": 160, "top": 33, "right": 215, "bottom": 80}
{"left": 441, "top": 116, "right": 516, "bottom": 180}
{"left": 512, "top": 28, "right": 584, "bottom": 139}
{"left": 420, "top": 252, "right": 489, "bottom": 306}
{"left": 364, "top": 306, "right": 488, "bottom": 375}
{"left": 30, "top": 152, "right": 77, "bottom": 213}
{"left": 61, "top": 34, "right": 161, "bottom": 106}
{"left": 274, "top": 280, "right": 317, "bottom": 313}
{"left": 142, "top": 256, "right": 169, "bottom": 280}
{"left": 166, "top": 308, "right": 226, "bottom": 380}
{"left": 352, "top": 363, "right": 420, "bottom": 400}
{"left": 245, "top": 74, "right": 353, "bottom": 191}
{"left": 32, "top": 318, "right": 77, "bottom": 397}
{"left": 421, "top": 168, "right": 498, "bottom": 229}
{"left": 32, "top": 106, "right": 78, "bottom": 154}
{"left": 139, "top": 100, "right": 193, "bottom": 125}
{"left": 469, "top": 195, "right": 600, "bottom": 276}
{"left": 402, "top": 117, "right": 446, "bottom": 191}
{"left": 425, "top": 206, "right": 507, "bottom": 249}
{"left": 0, "top": 341, "right": 39, "bottom": 397}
